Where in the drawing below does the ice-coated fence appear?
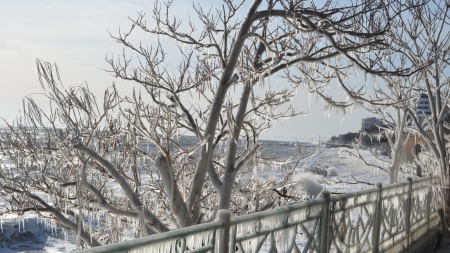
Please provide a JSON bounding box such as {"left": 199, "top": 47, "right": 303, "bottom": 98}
{"left": 329, "top": 175, "right": 440, "bottom": 253}
{"left": 76, "top": 175, "right": 441, "bottom": 253}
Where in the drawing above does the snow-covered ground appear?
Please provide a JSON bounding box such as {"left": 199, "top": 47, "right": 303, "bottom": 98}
{"left": 0, "top": 145, "right": 407, "bottom": 252}
{"left": 0, "top": 218, "right": 76, "bottom": 253}
{"left": 300, "top": 147, "right": 410, "bottom": 193}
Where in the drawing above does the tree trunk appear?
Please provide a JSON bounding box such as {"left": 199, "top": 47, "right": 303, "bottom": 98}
{"left": 188, "top": 0, "right": 263, "bottom": 219}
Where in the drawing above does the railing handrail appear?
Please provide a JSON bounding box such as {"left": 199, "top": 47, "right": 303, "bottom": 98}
{"left": 76, "top": 220, "right": 224, "bottom": 253}
{"left": 75, "top": 175, "right": 441, "bottom": 253}
{"left": 331, "top": 186, "right": 379, "bottom": 201}
{"left": 231, "top": 197, "right": 326, "bottom": 225}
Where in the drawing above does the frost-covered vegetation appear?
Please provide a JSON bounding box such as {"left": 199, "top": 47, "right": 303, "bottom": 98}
{"left": 1, "top": 0, "right": 450, "bottom": 249}
{"left": 333, "top": 0, "right": 450, "bottom": 201}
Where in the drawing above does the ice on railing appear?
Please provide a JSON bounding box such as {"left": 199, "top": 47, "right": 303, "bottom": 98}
{"left": 130, "top": 230, "right": 212, "bottom": 253}
{"left": 236, "top": 220, "right": 256, "bottom": 236}
{"left": 237, "top": 222, "right": 296, "bottom": 252}
{"left": 240, "top": 234, "right": 262, "bottom": 252}
{"left": 345, "top": 194, "right": 373, "bottom": 208}
{"left": 388, "top": 195, "right": 402, "bottom": 209}
{"left": 130, "top": 240, "right": 173, "bottom": 253}
{"left": 188, "top": 230, "right": 212, "bottom": 249}
{"left": 234, "top": 204, "right": 323, "bottom": 252}
{"left": 236, "top": 219, "right": 263, "bottom": 252}
{"left": 290, "top": 205, "right": 319, "bottom": 224}
{"left": 382, "top": 185, "right": 409, "bottom": 203}
{"left": 269, "top": 206, "right": 318, "bottom": 229}
{"left": 410, "top": 185, "right": 432, "bottom": 223}
{"left": 413, "top": 189, "right": 427, "bottom": 202}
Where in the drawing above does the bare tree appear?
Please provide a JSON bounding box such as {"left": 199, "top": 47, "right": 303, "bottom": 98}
{"left": 354, "top": 0, "right": 450, "bottom": 219}
{"left": 317, "top": 0, "right": 439, "bottom": 184}
{"left": 357, "top": 75, "right": 421, "bottom": 184}
{"left": 393, "top": 0, "right": 450, "bottom": 225}
{"left": 109, "top": 0, "right": 401, "bottom": 217}
{"left": 0, "top": 0, "right": 407, "bottom": 248}
{"left": 335, "top": 0, "right": 450, "bottom": 224}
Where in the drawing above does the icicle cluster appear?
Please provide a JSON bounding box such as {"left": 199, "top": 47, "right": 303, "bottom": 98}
{"left": 130, "top": 231, "right": 213, "bottom": 253}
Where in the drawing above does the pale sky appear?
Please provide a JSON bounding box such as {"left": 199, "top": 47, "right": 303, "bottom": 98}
{"left": 0, "top": 0, "right": 374, "bottom": 142}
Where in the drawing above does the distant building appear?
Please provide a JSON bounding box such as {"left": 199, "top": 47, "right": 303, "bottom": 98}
{"left": 414, "top": 93, "right": 449, "bottom": 125}
{"left": 399, "top": 131, "right": 434, "bottom": 162}
{"left": 361, "top": 117, "right": 383, "bottom": 131}
{"left": 417, "top": 93, "right": 433, "bottom": 122}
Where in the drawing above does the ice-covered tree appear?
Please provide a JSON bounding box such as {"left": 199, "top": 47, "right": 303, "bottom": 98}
{"left": 353, "top": 0, "right": 450, "bottom": 194}
{"left": 0, "top": 0, "right": 408, "bottom": 248}
{"left": 366, "top": 77, "right": 416, "bottom": 184}
{"left": 320, "top": 0, "right": 440, "bottom": 185}
{"left": 353, "top": 71, "right": 422, "bottom": 184}
{"left": 337, "top": 0, "right": 450, "bottom": 223}
{"left": 392, "top": 0, "right": 450, "bottom": 226}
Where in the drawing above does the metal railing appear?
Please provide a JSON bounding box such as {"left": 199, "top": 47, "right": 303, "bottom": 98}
{"left": 76, "top": 175, "right": 441, "bottom": 253}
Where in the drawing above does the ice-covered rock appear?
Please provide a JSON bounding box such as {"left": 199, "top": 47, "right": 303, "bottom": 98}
{"left": 303, "top": 164, "right": 338, "bottom": 178}
{"left": 293, "top": 172, "right": 323, "bottom": 197}
{"left": 327, "top": 166, "right": 338, "bottom": 177}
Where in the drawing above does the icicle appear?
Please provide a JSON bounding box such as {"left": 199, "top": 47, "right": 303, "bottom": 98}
{"left": 65, "top": 187, "right": 68, "bottom": 215}
{"left": 373, "top": 74, "right": 377, "bottom": 88}
{"left": 140, "top": 206, "right": 146, "bottom": 238}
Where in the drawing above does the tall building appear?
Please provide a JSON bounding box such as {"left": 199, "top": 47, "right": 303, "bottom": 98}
{"left": 413, "top": 93, "right": 450, "bottom": 128}
{"left": 361, "top": 117, "right": 383, "bottom": 131}
{"left": 417, "top": 93, "right": 433, "bottom": 122}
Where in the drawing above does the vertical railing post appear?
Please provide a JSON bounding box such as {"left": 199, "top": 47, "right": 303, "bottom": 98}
{"left": 372, "top": 182, "right": 383, "bottom": 253}
{"left": 405, "top": 177, "right": 413, "bottom": 246}
{"left": 321, "top": 191, "right": 331, "bottom": 253}
{"left": 229, "top": 224, "right": 237, "bottom": 253}
{"left": 215, "top": 209, "right": 231, "bottom": 253}
{"left": 426, "top": 173, "right": 433, "bottom": 230}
